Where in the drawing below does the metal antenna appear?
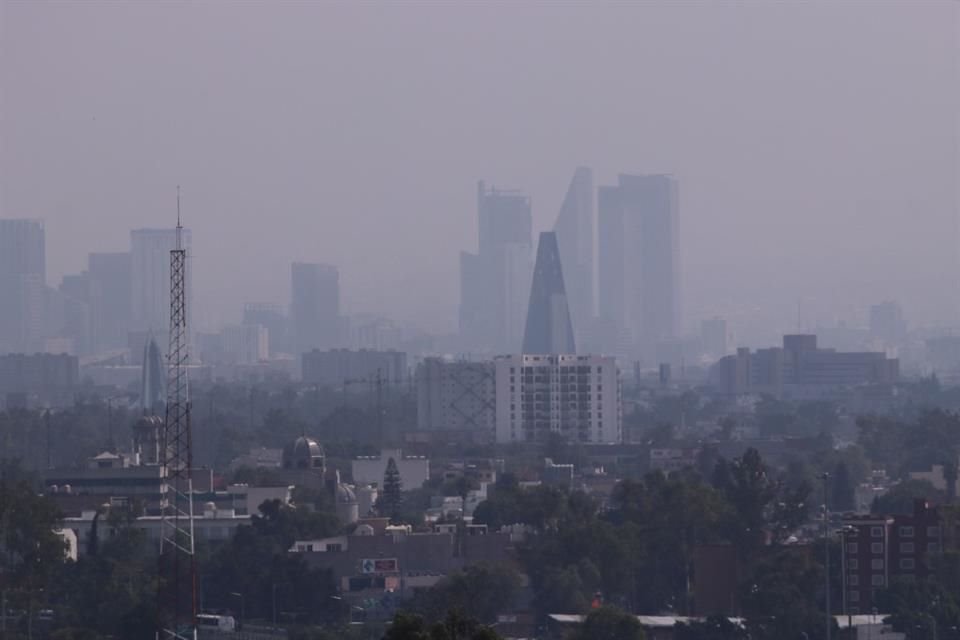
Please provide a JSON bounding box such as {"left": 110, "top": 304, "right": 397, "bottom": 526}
{"left": 158, "top": 185, "right": 197, "bottom": 640}
{"left": 176, "top": 186, "right": 183, "bottom": 250}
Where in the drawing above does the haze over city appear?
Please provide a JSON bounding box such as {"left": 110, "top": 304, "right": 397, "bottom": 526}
{"left": 5, "top": 4, "right": 960, "bottom": 640}
{"left": 3, "top": 1, "right": 957, "bottom": 341}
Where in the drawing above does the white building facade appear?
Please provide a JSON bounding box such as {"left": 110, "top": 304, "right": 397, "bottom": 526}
{"left": 494, "top": 354, "right": 621, "bottom": 444}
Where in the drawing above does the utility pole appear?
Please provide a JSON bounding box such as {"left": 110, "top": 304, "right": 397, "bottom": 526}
{"left": 821, "top": 472, "right": 832, "bottom": 640}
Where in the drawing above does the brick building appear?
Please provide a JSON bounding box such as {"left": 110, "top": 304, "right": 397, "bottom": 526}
{"left": 842, "top": 500, "right": 945, "bottom": 614}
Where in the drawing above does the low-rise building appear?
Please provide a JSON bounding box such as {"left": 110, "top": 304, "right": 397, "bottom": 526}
{"left": 0, "top": 352, "right": 79, "bottom": 408}
{"left": 709, "top": 335, "right": 898, "bottom": 400}
{"left": 290, "top": 525, "right": 520, "bottom": 605}
{"left": 64, "top": 505, "right": 251, "bottom": 556}
{"left": 352, "top": 449, "right": 429, "bottom": 489}
{"left": 841, "top": 499, "right": 948, "bottom": 614}
{"left": 302, "top": 348, "right": 407, "bottom": 387}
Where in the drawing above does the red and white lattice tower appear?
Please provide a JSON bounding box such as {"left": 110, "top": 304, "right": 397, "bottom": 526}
{"left": 157, "top": 188, "right": 197, "bottom": 640}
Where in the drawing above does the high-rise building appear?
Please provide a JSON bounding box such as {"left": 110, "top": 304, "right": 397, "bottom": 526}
{"left": 130, "top": 228, "right": 192, "bottom": 334}
{"left": 597, "top": 174, "right": 680, "bottom": 361}
{"left": 701, "top": 316, "right": 729, "bottom": 360}
{"left": 494, "top": 354, "right": 621, "bottom": 444}
{"left": 220, "top": 324, "right": 269, "bottom": 365}
{"left": 243, "top": 303, "right": 289, "bottom": 356}
{"left": 869, "top": 301, "right": 907, "bottom": 346}
{"left": 291, "top": 262, "right": 340, "bottom": 354}
{"left": 55, "top": 272, "right": 93, "bottom": 355}
{"left": 522, "top": 232, "right": 576, "bottom": 354}
{"left": 459, "top": 182, "right": 533, "bottom": 353}
{"left": 88, "top": 252, "right": 132, "bottom": 352}
{"left": 416, "top": 358, "right": 496, "bottom": 434}
{"left": 0, "top": 219, "right": 46, "bottom": 353}
{"left": 552, "top": 167, "right": 594, "bottom": 339}
{"left": 597, "top": 186, "right": 627, "bottom": 343}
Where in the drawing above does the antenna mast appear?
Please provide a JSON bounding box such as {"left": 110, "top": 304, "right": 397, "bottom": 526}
{"left": 158, "top": 186, "right": 197, "bottom": 640}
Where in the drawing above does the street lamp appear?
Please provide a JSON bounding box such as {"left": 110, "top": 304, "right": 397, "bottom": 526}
{"left": 820, "top": 472, "right": 832, "bottom": 640}
{"left": 230, "top": 592, "right": 245, "bottom": 630}
{"left": 272, "top": 583, "right": 285, "bottom": 626}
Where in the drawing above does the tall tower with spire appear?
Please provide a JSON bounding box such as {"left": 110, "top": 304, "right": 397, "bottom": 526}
{"left": 522, "top": 232, "right": 576, "bottom": 354}
{"left": 157, "top": 188, "right": 197, "bottom": 640}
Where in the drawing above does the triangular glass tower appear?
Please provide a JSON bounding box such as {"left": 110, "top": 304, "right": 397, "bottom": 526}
{"left": 522, "top": 231, "right": 576, "bottom": 354}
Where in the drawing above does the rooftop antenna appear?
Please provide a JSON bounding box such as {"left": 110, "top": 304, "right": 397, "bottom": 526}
{"left": 176, "top": 185, "right": 183, "bottom": 250}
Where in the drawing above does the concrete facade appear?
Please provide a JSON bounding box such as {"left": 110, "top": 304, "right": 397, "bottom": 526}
{"left": 494, "top": 354, "right": 622, "bottom": 444}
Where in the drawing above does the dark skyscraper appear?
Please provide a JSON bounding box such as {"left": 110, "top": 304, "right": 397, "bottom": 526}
{"left": 88, "top": 252, "right": 132, "bottom": 351}
{"left": 130, "top": 228, "right": 192, "bottom": 334}
{"left": 597, "top": 186, "right": 626, "bottom": 334}
{"left": 552, "top": 167, "right": 594, "bottom": 339}
{"left": 460, "top": 181, "right": 533, "bottom": 353}
{"left": 523, "top": 232, "right": 576, "bottom": 354}
{"left": 291, "top": 262, "right": 341, "bottom": 354}
{"left": 0, "top": 219, "right": 46, "bottom": 353}
{"left": 597, "top": 174, "right": 680, "bottom": 361}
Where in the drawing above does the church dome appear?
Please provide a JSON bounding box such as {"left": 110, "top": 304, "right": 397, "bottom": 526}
{"left": 336, "top": 483, "right": 358, "bottom": 504}
{"left": 283, "top": 436, "right": 325, "bottom": 470}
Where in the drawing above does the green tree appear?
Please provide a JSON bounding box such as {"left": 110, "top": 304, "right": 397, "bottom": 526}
{"left": 382, "top": 610, "right": 503, "bottom": 640}
{"left": 871, "top": 479, "right": 944, "bottom": 515}
{"left": 202, "top": 499, "right": 341, "bottom": 624}
{"left": 569, "top": 606, "right": 645, "bottom": 640}
{"left": 380, "top": 457, "right": 403, "bottom": 520}
{"left": 0, "top": 465, "right": 66, "bottom": 633}
{"left": 738, "top": 548, "right": 829, "bottom": 640}
{"left": 52, "top": 506, "right": 157, "bottom": 638}
{"left": 876, "top": 578, "right": 960, "bottom": 640}
{"left": 407, "top": 564, "right": 521, "bottom": 625}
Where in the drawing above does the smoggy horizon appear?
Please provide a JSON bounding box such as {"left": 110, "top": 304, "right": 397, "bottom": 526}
{"left": 2, "top": 1, "right": 958, "bottom": 346}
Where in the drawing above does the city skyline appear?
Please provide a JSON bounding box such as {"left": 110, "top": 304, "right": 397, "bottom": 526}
{"left": 2, "top": 2, "right": 956, "bottom": 338}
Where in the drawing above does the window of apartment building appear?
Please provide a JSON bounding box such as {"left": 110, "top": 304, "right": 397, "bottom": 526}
{"left": 871, "top": 527, "right": 884, "bottom": 538}
{"left": 848, "top": 559, "right": 859, "bottom": 570}
{"left": 899, "top": 526, "right": 914, "bottom": 537}
{"left": 900, "top": 542, "right": 915, "bottom": 554}
{"left": 847, "top": 543, "right": 858, "bottom": 554}
{"left": 871, "top": 575, "right": 885, "bottom": 587}
{"left": 900, "top": 558, "right": 916, "bottom": 571}
{"left": 928, "top": 526, "right": 941, "bottom": 538}
{"left": 871, "top": 542, "right": 884, "bottom": 554}
{"left": 327, "top": 543, "right": 342, "bottom": 552}
{"left": 928, "top": 542, "right": 941, "bottom": 553}
{"left": 848, "top": 591, "right": 860, "bottom": 603}
{"left": 871, "top": 559, "right": 884, "bottom": 570}
{"left": 848, "top": 574, "right": 859, "bottom": 586}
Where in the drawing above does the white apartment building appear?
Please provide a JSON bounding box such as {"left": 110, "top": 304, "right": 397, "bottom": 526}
{"left": 494, "top": 354, "right": 621, "bottom": 444}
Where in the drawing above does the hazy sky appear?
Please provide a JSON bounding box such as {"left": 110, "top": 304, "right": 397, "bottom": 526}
{"left": 2, "top": 1, "right": 957, "bottom": 342}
